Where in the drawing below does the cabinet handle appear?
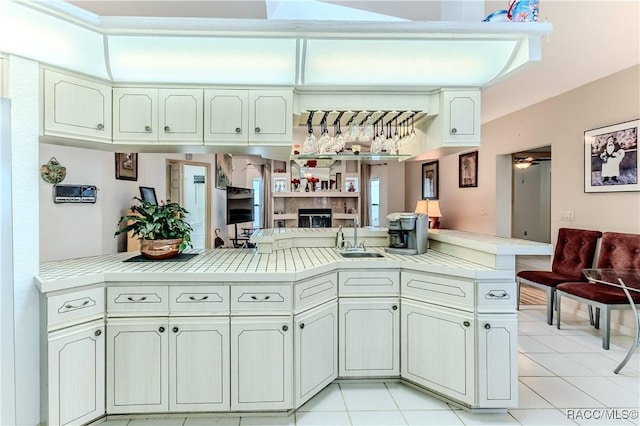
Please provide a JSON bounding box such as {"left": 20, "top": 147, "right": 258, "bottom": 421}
{"left": 463, "top": 321, "right": 470, "bottom": 327}
{"left": 451, "top": 127, "right": 457, "bottom": 134}
{"left": 299, "top": 323, "right": 305, "bottom": 329}
{"left": 65, "top": 299, "right": 90, "bottom": 309}
{"left": 94, "top": 329, "right": 102, "bottom": 337}
{"left": 127, "top": 296, "right": 147, "bottom": 302}
{"left": 282, "top": 325, "right": 288, "bottom": 331}
{"left": 158, "top": 326, "right": 165, "bottom": 333}
{"left": 484, "top": 323, "right": 491, "bottom": 330}
{"left": 255, "top": 127, "right": 261, "bottom": 133}
{"left": 188, "top": 295, "right": 209, "bottom": 301}
{"left": 96, "top": 123, "right": 104, "bottom": 130}
{"left": 392, "top": 305, "right": 398, "bottom": 311}
{"left": 145, "top": 125, "right": 151, "bottom": 132}
{"left": 235, "top": 127, "right": 241, "bottom": 133}
{"left": 164, "top": 126, "right": 170, "bottom": 132}
{"left": 250, "top": 295, "right": 271, "bottom": 301}
{"left": 173, "top": 327, "right": 179, "bottom": 333}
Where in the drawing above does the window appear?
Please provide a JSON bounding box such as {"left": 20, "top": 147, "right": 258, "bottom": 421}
{"left": 252, "top": 177, "right": 261, "bottom": 229}
{"left": 369, "top": 177, "right": 380, "bottom": 227}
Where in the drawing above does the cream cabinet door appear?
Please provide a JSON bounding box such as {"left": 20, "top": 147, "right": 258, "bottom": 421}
{"left": 338, "top": 298, "right": 400, "bottom": 378}
{"left": 476, "top": 314, "right": 518, "bottom": 408}
{"left": 43, "top": 69, "right": 112, "bottom": 143}
{"left": 294, "top": 301, "right": 338, "bottom": 408}
{"left": 204, "top": 89, "right": 249, "bottom": 144}
{"left": 401, "top": 300, "right": 475, "bottom": 405}
{"left": 248, "top": 89, "right": 293, "bottom": 144}
{"left": 169, "top": 317, "right": 230, "bottom": 411}
{"left": 159, "top": 89, "right": 203, "bottom": 144}
{"left": 442, "top": 90, "right": 480, "bottom": 145}
{"left": 230, "top": 316, "right": 293, "bottom": 411}
{"left": 48, "top": 319, "right": 105, "bottom": 426}
{"left": 113, "top": 88, "right": 158, "bottom": 142}
{"left": 106, "top": 318, "right": 169, "bottom": 413}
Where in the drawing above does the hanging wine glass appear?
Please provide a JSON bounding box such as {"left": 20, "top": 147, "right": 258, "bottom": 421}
{"left": 408, "top": 113, "right": 417, "bottom": 143}
{"left": 347, "top": 111, "right": 361, "bottom": 142}
{"left": 302, "top": 111, "right": 317, "bottom": 154}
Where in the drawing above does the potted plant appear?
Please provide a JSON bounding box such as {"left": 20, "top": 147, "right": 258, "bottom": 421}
{"left": 115, "top": 197, "right": 193, "bottom": 259}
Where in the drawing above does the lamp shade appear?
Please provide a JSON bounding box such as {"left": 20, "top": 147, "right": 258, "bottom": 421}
{"left": 427, "top": 200, "right": 442, "bottom": 218}
{"left": 415, "top": 200, "right": 429, "bottom": 215}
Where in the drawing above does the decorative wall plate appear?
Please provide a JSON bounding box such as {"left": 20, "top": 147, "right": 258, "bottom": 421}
{"left": 40, "top": 157, "right": 67, "bottom": 184}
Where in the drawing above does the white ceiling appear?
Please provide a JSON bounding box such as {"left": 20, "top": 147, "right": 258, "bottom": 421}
{"left": 64, "top": 0, "right": 639, "bottom": 124}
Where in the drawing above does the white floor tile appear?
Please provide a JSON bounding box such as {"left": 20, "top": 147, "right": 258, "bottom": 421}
{"left": 239, "top": 415, "right": 294, "bottom": 426}
{"left": 519, "top": 321, "right": 562, "bottom": 336}
{"left": 385, "top": 382, "right": 450, "bottom": 410}
{"left": 349, "top": 411, "right": 407, "bottom": 425}
{"left": 518, "top": 335, "right": 557, "bottom": 353}
{"left": 520, "top": 377, "right": 605, "bottom": 409}
{"left": 401, "top": 410, "right": 463, "bottom": 426}
{"left": 297, "top": 384, "right": 347, "bottom": 412}
{"left": 453, "top": 411, "right": 520, "bottom": 425}
{"left": 604, "top": 375, "right": 640, "bottom": 395}
{"left": 128, "top": 418, "right": 186, "bottom": 426}
{"left": 516, "top": 381, "right": 554, "bottom": 409}
{"left": 564, "top": 334, "right": 629, "bottom": 353}
{"left": 529, "top": 335, "right": 594, "bottom": 353}
{"left": 518, "top": 354, "right": 555, "bottom": 377}
{"left": 183, "top": 417, "right": 241, "bottom": 426}
{"left": 101, "top": 420, "right": 130, "bottom": 426}
{"left": 525, "top": 353, "right": 600, "bottom": 376}
{"left": 517, "top": 308, "right": 550, "bottom": 322}
{"left": 340, "top": 382, "right": 398, "bottom": 411}
{"left": 508, "top": 408, "right": 577, "bottom": 425}
{"left": 563, "top": 352, "right": 639, "bottom": 376}
{"left": 563, "top": 377, "right": 640, "bottom": 408}
{"left": 295, "top": 411, "right": 351, "bottom": 426}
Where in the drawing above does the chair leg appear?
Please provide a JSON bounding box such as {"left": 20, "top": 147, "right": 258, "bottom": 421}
{"left": 588, "top": 305, "right": 594, "bottom": 326}
{"left": 546, "top": 287, "right": 555, "bottom": 325}
{"left": 595, "top": 307, "right": 601, "bottom": 330}
{"left": 602, "top": 306, "right": 611, "bottom": 350}
{"left": 556, "top": 292, "right": 562, "bottom": 329}
{"left": 516, "top": 279, "right": 520, "bottom": 311}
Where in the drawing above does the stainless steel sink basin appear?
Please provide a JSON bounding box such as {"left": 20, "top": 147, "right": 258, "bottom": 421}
{"left": 340, "top": 252, "right": 385, "bottom": 258}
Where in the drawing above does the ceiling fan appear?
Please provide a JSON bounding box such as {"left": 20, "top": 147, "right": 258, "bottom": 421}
{"left": 514, "top": 155, "right": 551, "bottom": 169}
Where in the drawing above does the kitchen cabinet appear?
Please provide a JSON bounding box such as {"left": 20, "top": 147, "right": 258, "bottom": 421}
{"left": 401, "top": 300, "right": 475, "bottom": 405}
{"left": 338, "top": 298, "right": 400, "bottom": 377}
{"left": 112, "top": 87, "right": 203, "bottom": 144}
{"left": 43, "top": 68, "right": 112, "bottom": 143}
{"left": 294, "top": 301, "right": 338, "bottom": 408}
{"left": 439, "top": 89, "right": 480, "bottom": 145}
{"left": 204, "top": 88, "right": 293, "bottom": 146}
{"left": 47, "top": 319, "right": 105, "bottom": 426}
{"left": 230, "top": 316, "right": 293, "bottom": 410}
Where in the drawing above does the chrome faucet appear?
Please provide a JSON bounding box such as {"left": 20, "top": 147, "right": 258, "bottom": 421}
{"left": 346, "top": 217, "right": 365, "bottom": 251}
{"left": 335, "top": 225, "right": 344, "bottom": 249}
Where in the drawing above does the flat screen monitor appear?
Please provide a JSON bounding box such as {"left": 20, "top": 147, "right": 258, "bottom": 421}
{"left": 226, "top": 186, "right": 254, "bottom": 225}
{"left": 139, "top": 186, "right": 158, "bottom": 205}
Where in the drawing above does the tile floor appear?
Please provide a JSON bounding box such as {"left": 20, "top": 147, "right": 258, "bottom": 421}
{"left": 101, "top": 305, "right": 639, "bottom": 426}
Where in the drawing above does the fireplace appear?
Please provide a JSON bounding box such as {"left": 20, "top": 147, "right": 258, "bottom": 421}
{"left": 298, "top": 208, "right": 332, "bottom": 228}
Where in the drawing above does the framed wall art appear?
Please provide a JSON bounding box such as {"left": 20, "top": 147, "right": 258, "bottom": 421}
{"left": 216, "top": 153, "right": 232, "bottom": 189}
{"left": 459, "top": 151, "right": 478, "bottom": 188}
{"left": 115, "top": 152, "right": 138, "bottom": 181}
{"left": 421, "top": 160, "right": 439, "bottom": 199}
{"left": 584, "top": 119, "right": 639, "bottom": 193}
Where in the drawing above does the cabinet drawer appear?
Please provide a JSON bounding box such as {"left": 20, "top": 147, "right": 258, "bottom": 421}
{"left": 294, "top": 273, "right": 337, "bottom": 312}
{"left": 47, "top": 287, "right": 105, "bottom": 331}
{"left": 169, "top": 285, "right": 229, "bottom": 314}
{"left": 476, "top": 281, "right": 517, "bottom": 313}
{"left": 231, "top": 285, "right": 291, "bottom": 314}
{"left": 401, "top": 271, "right": 474, "bottom": 311}
{"left": 339, "top": 270, "right": 399, "bottom": 296}
{"left": 107, "top": 286, "right": 169, "bottom": 315}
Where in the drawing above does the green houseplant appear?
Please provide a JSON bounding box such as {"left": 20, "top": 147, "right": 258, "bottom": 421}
{"left": 115, "top": 197, "right": 193, "bottom": 259}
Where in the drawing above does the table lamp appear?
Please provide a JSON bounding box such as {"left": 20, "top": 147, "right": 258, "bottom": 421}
{"left": 415, "top": 200, "right": 442, "bottom": 229}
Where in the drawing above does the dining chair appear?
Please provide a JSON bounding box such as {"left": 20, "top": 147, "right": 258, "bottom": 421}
{"left": 556, "top": 232, "right": 640, "bottom": 349}
{"left": 516, "top": 228, "right": 602, "bottom": 325}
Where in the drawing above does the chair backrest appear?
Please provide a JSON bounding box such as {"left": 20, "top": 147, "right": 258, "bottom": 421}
{"left": 596, "top": 232, "right": 640, "bottom": 269}
{"left": 551, "top": 228, "right": 603, "bottom": 278}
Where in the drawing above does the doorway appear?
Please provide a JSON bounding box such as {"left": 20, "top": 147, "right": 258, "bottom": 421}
{"left": 166, "top": 160, "right": 212, "bottom": 249}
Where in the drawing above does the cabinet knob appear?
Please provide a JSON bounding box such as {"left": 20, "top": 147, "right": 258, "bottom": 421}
{"left": 173, "top": 327, "right": 179, "bottom": 333}
{"left": 484, "top": 323, "right": 491, "bottom": 330}
{"left": 164, "top": 126, "right": 170, "bottom": 132}
{"left": 255, "top": 127, "right": 261, "bottom": 133}
{"left": 96, "top": 123, "right": 104, "bottom": 130}
{"left": 145, "top": 126, "right": 151, "bottom": 132}
{"left": 299, "top": 323, "right": 305, "bottom": 329}
{"left": 158, "top": 326, "right": 165, "bottom": 333}
{"left": 463, "top": 321, "right": 470, "bottom": 327}
{"left": 235, "top": 127, "right": 241, "bottom": 133}
{"left": 392, "top": 305, "right": 398, "bottom": 311}
{"left": 282, "top": 325, "right": 288, "bottom": 332}
{"left": 451, "top": 127, "right": 458, "bottom": 135}
{"left": 94, "top": 329, "right": 102, "bottom": 337}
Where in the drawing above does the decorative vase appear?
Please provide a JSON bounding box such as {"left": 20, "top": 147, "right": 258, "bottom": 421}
{"left": 140, "top": 238, "right": 183, "bottom": 260}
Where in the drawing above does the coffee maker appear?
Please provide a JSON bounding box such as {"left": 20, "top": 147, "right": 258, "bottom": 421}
{"left": 385, "top": 212, "right": 428, "bottom": 255}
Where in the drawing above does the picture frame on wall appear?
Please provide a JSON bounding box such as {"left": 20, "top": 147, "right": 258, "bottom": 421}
{"left": 115, "top": 152, "right": 138, "bottom": 181}
{"left": 421, "top": 160, "right": 439, "bottom": 200}
{"left": 584, "top": 119, "right": 639, "bottom": 193}
{"left": 215, "top": 153, "right": 232, "bottom": 189}
{"left": 459, "top": 151, "right": 478, "bottom": 188}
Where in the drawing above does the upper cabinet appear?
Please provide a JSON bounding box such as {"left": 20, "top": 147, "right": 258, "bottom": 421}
{"left": 441, "top": 90, "right": 480, "bottom": 145}
{"left": 113, "top": 88, "right": 203, "bottom": 144}
{"left": 43, "top": 69, "right": 112, "bottom": 143}
{"left": 205, "top": 89, "right": 292, "bottom": 146}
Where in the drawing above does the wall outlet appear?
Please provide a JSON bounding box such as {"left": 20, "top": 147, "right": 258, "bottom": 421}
{"left": 561, "top": 210, "right": 575, "bottom": 221}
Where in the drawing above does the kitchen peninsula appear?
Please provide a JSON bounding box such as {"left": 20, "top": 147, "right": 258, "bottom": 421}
{"left": 36, "top": 230, "right": 551, "bottom": 425}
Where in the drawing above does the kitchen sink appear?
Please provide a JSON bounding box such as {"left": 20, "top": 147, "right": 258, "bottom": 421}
{"left": 340, "top": 252, "right": 385, "bottom": 258}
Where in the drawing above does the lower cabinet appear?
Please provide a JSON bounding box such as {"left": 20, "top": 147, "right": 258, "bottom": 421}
{"left": 294, "top": 301, "right": 338, "bottom": 408}
{"left": 401, "top": 300, "right": 475, "bottom": 405}
{"left": 339, "top": 298, "right": 400, "bottom": 377}
{"left": 107, "top": 317, "right": 229, "bottom": 414}
{"left": 230, "top": 316, "right": 293, "bottom": 411}
{"left": 48, "top": 319, "right": 105, "bottom": 426}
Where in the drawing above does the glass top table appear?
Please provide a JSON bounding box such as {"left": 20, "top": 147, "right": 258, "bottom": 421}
{"left": 582, "top": 268, "right": 640, "bottom": 374}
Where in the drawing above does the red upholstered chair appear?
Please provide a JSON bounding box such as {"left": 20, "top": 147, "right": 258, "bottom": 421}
{"left": 516, "top": 228, "right": 602, "bottom": 325}
{"left": 556, "top": 232, "right": 640, "bottom": 349}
